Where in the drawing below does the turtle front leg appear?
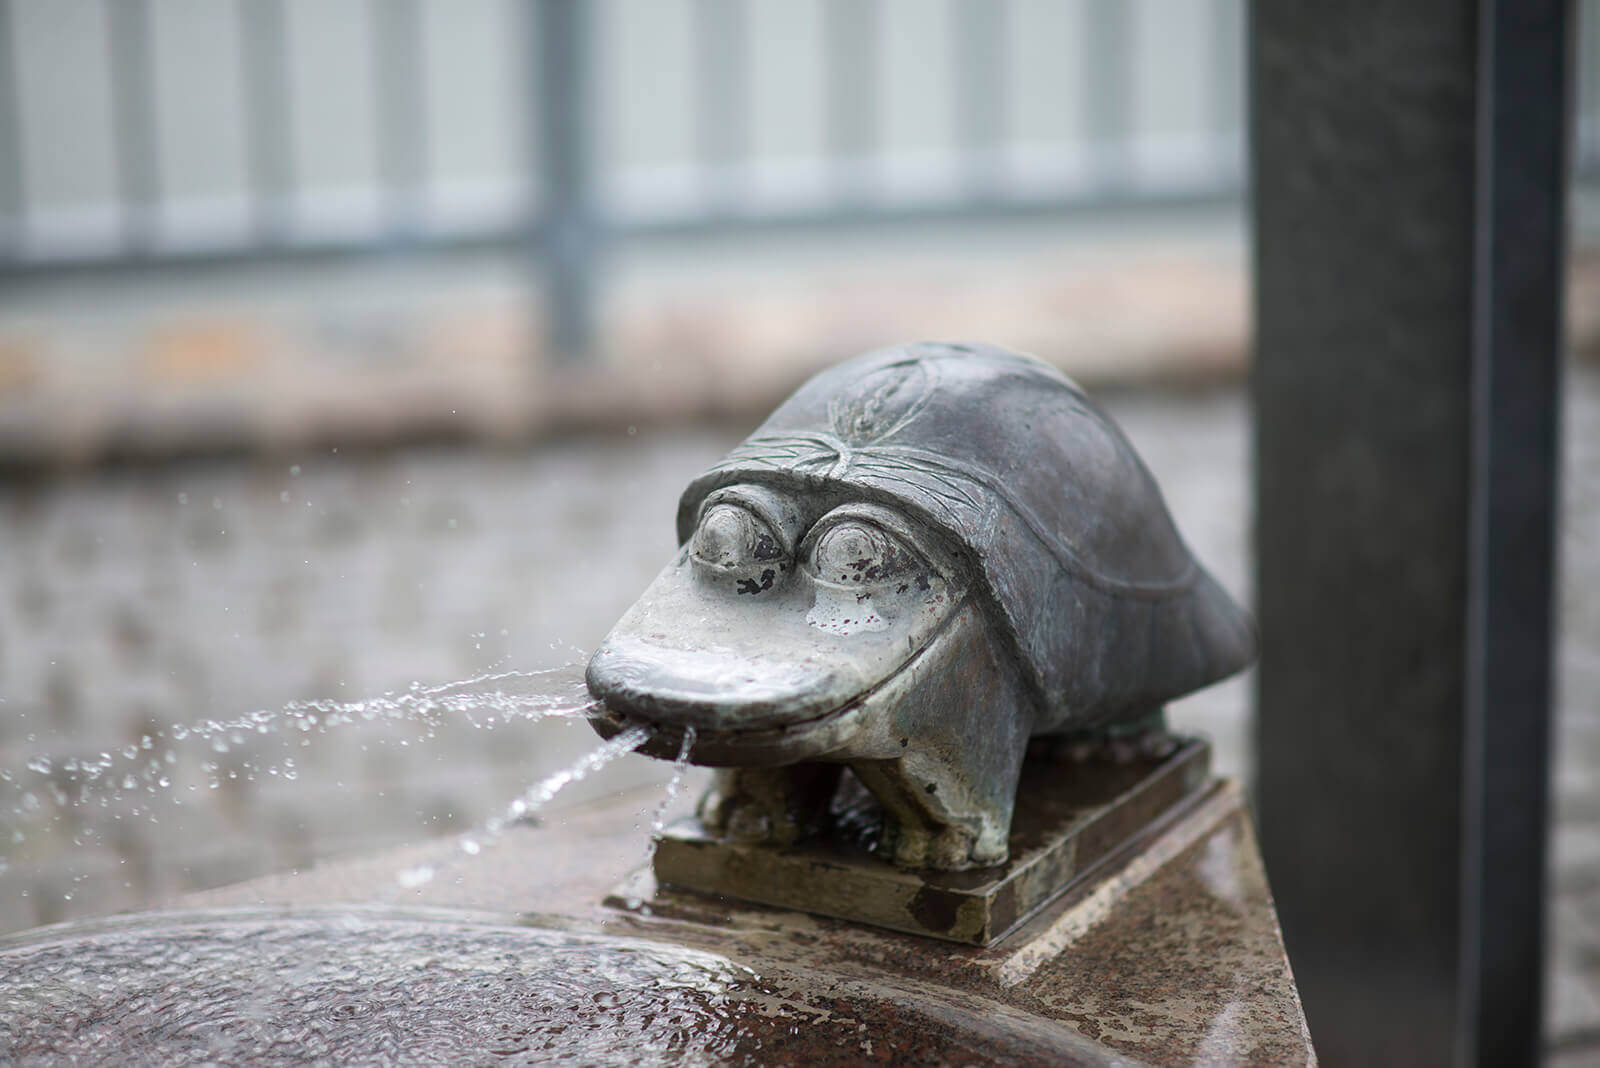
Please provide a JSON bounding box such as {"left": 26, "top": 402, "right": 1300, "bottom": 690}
{"left": 696, "top": 764, "right": 843, "bottom": 846}
{"left": 849, "top": 743, "right": 1024, "bottom": 870}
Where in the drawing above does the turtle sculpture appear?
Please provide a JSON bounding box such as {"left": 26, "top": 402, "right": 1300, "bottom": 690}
{"left": 587, "top": 342, "right": 1256, "bottom": 871}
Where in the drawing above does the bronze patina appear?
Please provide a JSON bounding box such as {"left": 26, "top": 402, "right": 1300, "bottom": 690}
{"left": 588, "top": 342, "right": 1255, "bottom": 872}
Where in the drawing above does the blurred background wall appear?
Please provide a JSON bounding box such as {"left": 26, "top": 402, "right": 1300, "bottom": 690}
{"left": 1, "top": 0, "right": 1600, "bottom": 1054}
{"left": 0, "top": 0, "right": 1271, "bottom": 462}
{"left": 4, "top": 0, "right": 1241, "bottom": 258}
{"left": 0, "top": 0, "right": 1596, "bottom": 458}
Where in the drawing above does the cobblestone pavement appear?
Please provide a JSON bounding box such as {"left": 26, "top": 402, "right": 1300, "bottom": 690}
{"left": 0, "top": 367, "right": 1595, "bottom": 1052}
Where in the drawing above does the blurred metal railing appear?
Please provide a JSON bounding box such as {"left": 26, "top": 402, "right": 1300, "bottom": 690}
{"left": 0, "top": 0, "right": 1596, "bottom": 360}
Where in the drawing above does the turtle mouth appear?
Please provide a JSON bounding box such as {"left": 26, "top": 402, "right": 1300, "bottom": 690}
{"left": 588, "top": 694, "right": 866, "bottom": 766}
{"left": 585, "top": 622, "right": 929, "bottom": 767}
{"left": 588, "top": 602, "right": 964, "bottom": 767}
{"left": 586, "top": 587, "right": 968, "bottom": 766}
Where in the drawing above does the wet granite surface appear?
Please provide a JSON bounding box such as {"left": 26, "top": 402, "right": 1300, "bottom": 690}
{"left": 2, "top": 908, "right": 1121, "bottom": 1066}
{"left": 1014, "top": 799, "right": 1310, "bottom": 1063}
{"left": 177, "top": 777, "right": 1314, "bottom": 1065}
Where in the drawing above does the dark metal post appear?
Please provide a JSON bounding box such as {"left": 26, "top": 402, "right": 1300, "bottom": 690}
{"left": 824, "top": 0, "right": 879, "bottom": 204}
{"left": 1464, "top": 5, "right": 1569, "bottom": 1062}
{"left": 106, "top": 0, "right": 160, "bottom": 254}
{"left": 1208, "top": 0, "right": 1243, "bottom": 181}
{"left": 1584, "top": 0, "right": 1600, "bottom": 174}
{"left": 1082, "top": 0, "right": 1131, "bottom": 192}
{"left": 954, "top": 0, "right": 1005, "bottom": 201}
{"left": 1252, "top": 2, "right": 1569, "bottom": 1064}
{"left": 694, "top": 0, "right": 746, "bottom": 212}
{"left": 0, "top": 0, "right": 21, "bottom": 260}
{"left": 372, "top": 0, "right": 428, "bottom": 241}
{"left": 239, "top": 0, "right": 293, "bottom": 246}
{"left": 534, "top": 0, "right": 597, "bottom": 363}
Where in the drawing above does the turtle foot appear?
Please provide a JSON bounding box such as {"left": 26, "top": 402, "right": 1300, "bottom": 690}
{"left": 695, "top": 765, "right": 842, "bottom": 847}
{"left": 1036, "top": 707, "right": 1179, "bottom": 765}
{"left": 878, "top": 817, "right": 1008, "bottom": 871}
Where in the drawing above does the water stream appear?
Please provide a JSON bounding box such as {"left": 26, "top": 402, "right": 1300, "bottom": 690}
{"left": 391, "top": 721, "right": 655, "bottom": 894}
{"left": 0, "top": 660, "right": 680, "bottom": 926}
{"left": 4, "top": 670, "right": 599, "bottom": 836}
{"left": 6, "top": 662, "right": 598, "bottom": 796}
{"left": 650, "top": 727, "right": 698, "bottom": 843}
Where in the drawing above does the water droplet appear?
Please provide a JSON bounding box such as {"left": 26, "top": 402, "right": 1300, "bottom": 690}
{"left": 396, "top": 865, "right": 436, "bottom": 889}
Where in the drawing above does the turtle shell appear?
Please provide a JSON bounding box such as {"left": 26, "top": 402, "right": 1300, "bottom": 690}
{"left": 676, "top": 342, "right": 1256, "bottom": 731}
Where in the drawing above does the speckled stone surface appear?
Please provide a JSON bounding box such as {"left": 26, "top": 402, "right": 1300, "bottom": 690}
{"left": 176, "top": 777, "right": 1314, "bottom": 1065}
{"left": 651, "top": 741, "right": 1214, "bottom": 946}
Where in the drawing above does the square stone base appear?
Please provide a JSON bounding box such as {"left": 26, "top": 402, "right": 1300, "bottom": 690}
{"left": 650, "top": 738, "right": 1213, "bottom": 946}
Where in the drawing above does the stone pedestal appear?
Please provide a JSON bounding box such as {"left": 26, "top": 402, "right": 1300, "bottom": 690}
{"left": 651, "top": 741, "right": 1212, "bottom": 945}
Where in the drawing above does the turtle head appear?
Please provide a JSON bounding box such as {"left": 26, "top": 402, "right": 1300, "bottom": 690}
{"left": 585, "top": 482, "right": 971, "bottom": 765}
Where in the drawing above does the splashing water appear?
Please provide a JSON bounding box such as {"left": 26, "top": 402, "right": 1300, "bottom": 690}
{"left": 606, "top": 728, "right": 702, "bottom": 912}
{"left": 273, "top": 666, "right": 601, "bottom": 735}
{"left": 0, "top": 661, "right": 613, "bottom": 927}
{"left": 2, "top": 664, "right": 600, "bottom": 816}
{"left": 474, "top": 724, "right": 652, "bottom": 850}
{"left": 388, "top": 724, "right": 653, "bottom": 894}
{"left": 650, "top": 727, "right": 697, "bottom": 843}
{"left": 175, "top": 664, "right": 602, "bottom": 750}
{"left": 5, "top": 663, "right": 599, "bottom": 798}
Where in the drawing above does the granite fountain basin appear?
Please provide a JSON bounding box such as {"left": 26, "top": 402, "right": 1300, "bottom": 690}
{"left": 0, "top": 905, "right": 1125, "bottom": 1066}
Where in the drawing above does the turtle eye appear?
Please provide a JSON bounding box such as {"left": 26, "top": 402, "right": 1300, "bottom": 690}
{"left": 693, "top": 504, "right": 784, "bottom": 567}
{"left": 809, "top": 520, "right": 918, "bottom": 586}
{"left": 691, "top": 503, "right": 788, "bottom": 594}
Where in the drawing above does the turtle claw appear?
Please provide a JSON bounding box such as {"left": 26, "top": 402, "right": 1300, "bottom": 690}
{"left": 877, "top": 817, "right": 1007, "bottom": 871}
{"left": 1039, "top": 708, "right": 1180, "bottom": 765}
